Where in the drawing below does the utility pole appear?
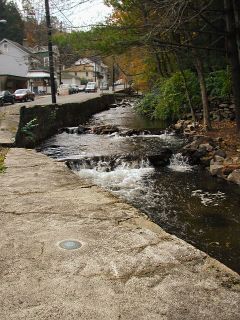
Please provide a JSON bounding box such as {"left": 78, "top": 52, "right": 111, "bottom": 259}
{"left": 112, "top": 57, "right": 115, "bottom": 92}
{"left": 94, "top": 61, "right": 97, "bottom": 82}
{"left": 44, "top": 0, "right": 56, "bottom": 104}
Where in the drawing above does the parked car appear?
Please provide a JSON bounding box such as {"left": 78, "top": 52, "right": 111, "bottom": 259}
{"left": 69, "top": 85, "right": 76, "bottom": 94}
{"left": 114, "top": 79, "right": 124, "bottom": 86}
{"left": 14, "top": 89, "right": 35, "bottom": 102}
{"left": 100, "top": 82, "right": 109, "bottom": 90}
{"left": 71, "top": 85, "right": 80, "bottom": 93}
{"left": 57, "top": 84, "right": 73, "bottom": 95}
{"left": 78, "top": 85, "right": 86, "bottom": 92}
{"left": 0, "top": 90, "right": 15, "bottom": 105}
{"left": 85, "top": 82, "right": 97, "bottom": 93}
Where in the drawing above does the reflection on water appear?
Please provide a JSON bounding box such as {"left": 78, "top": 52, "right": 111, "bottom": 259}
{"left": 40, "top": 104, "right": 240, "bottom": 273}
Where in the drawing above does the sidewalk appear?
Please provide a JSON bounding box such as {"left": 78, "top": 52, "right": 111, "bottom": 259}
{"left": 0, "top": 148, "right": 239, "bottom": 320}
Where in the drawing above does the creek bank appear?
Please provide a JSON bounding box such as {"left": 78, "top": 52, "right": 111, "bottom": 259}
{"left": 173, "top": 119, "right": 240, "bottom": 185}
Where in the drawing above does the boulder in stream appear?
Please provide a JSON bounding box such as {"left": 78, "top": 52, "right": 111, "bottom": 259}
{"left": 227, "top": 169, "right": 240, "bottom": 184}
{"left": 90, "top": 125, "right": 119, "bottom": 135}
{"left": 148, "top": 148, "right": 173, "bottom": 167}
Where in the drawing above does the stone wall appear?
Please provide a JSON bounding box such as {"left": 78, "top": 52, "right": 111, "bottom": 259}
{"left": 184, "top": 102, "right": 235, "bottom": 121}
{"left": 15, "top": 94, "right": 115, "bottom": 148}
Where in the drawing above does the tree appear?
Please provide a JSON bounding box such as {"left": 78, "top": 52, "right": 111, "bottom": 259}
{"left": 0, "top": 0, "right": 24, "bottom": 43}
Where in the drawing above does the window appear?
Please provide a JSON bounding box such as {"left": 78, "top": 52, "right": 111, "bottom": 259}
{"left": 86, "top": 72, "right": 88, "bottom": 77}
{"left": 44, "top": 57, "right": 49, "bottom": 67}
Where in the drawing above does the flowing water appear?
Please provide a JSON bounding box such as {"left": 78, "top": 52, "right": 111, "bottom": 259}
{"left": 40, "top": 104, "right": 240, "bottom": 273}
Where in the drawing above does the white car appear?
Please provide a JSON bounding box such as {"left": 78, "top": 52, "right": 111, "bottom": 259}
{"left": 85, "top": 82, "right": 97, "bottom": 93}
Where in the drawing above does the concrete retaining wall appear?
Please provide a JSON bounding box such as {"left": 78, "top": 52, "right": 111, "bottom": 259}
{"left": 15, "top": 94, "right": 115, "bottom": 148}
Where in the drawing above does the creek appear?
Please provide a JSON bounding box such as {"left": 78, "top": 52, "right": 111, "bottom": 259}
{"left": 40, "top": 101, "right": 240, "bottom": 273}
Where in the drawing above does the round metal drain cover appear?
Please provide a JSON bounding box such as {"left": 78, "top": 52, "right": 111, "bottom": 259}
{"left": 59, "top": 240, "right": 82, "bottom": 250}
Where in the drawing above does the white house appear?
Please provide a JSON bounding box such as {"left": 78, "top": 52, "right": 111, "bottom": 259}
{"left": 69, "top": 57, "right": 109, "bottom": 87}
{"left": 0, "top": 38, "right": 40, "bottom": 91}
{"left": 60, "top": 72, "right": 81, "bottom": 86}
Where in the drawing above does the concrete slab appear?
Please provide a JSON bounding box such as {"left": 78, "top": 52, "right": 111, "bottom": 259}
{"left": 0, "top": 148, "right": 239, "bottom": 320}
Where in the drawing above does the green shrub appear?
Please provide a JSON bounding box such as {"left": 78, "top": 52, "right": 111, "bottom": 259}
{"left": 135, "top": 92, "right": 160, "bottom": 118}
{"left": 136, "top": 70, "right": 200, "bottom": 121}
{"left": 206, "top": 69, "right": 231, "bottom": 99}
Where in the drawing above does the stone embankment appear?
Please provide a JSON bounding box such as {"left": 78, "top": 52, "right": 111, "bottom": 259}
{"left": 174, "top": 120, "right": 240, "bottom": 185}
{"left": 0, "top": 148, "right": 240, "bottom": 319}
{"left": 15, "top": 94, "right": 115, "bottom": 148}
{"left": 184, "top": 101, "right": 235, "bottom": 122}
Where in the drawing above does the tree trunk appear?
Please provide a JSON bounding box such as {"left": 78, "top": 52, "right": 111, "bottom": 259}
{"left": 224, "top": 0, "right": 240, "bottom": 133}
{"left": 175, "top": 54, "right": 196, "bottom": 121}
{"left": 153, "top": 49, "right": 164, "bottom": 76}
{"left": 181, "top": 69, "right": 196, "bottom": 122}
{"left": 194, "top": 53, "right": 211, "bottom": 130}
{"left": 233, "top": 0, "right": 240, "bottom": 61}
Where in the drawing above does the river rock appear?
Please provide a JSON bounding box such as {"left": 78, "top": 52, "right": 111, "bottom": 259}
{"left": 213, "top": 155, "right": 225, "bottom": 164}
{"left": 199, "top": 156, "right": 212, "bottom": 167}
{"left": 222, "top": 164, "right": 240, "bottom": 176}
{"left": 227, "top": 169, "right": 240, "bottom": 184}
{"left": 64, "top": 127, "right": 77, "bottom": 134}
{"left": 90, "top": 125, "right": 119, "bottom": 135}
{"left": 148, "top": 148, "right": 173, "bottom": 166}
{"left": 77, "top": 125, "right": 89, "bottom": 134}
{"left": 214, "top": 149, "right": 227, "bottom": 158}
{"left": 209, "top": 163, "right": 224, "bottom": 176}
{"left": 199, "top": 143, "right": 214, "bottom": 152}
{"left": 110, "top": 104, "right": 119, "bottom": 108}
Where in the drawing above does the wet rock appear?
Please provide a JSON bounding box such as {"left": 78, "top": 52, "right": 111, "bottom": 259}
{"left": 77, "top": 125, "right": 89, "bottom": 134}
{"left": 200, "top": 156, "right": 212, "bottom": 167}
{"left": 121, "top": 129, "right": 142, "bottom": 136}
{"left": 185, "top": 136, "right": 215, "bottom": 151}
{"left": 110, "top": 104, "right": 119, "bottom": 108}
{"left": 90, "top": 125, "right": 119, "bottom": 135}
{"left": 214, "top": 149, "right": 227, "bottom": 158}
{"left": 213, "top": 155, "right": 225, "bottom": 164}
{"left": 232, "top": 156, "right": 240, "bottom": 164}
{"left": 148, "top": 148, "right": 173, "bottom": 166}
{"left": 62, "top": 127, "right": 77, "bottom": 134}
{"left": 222, "top": 165, "right": 240, "bottom": 176}
{"left": 199, "top": 143, "right": 214, "bottom": 152}
{"left": 227, "top": 169, "right": 240, "bottom": 184}
{"left": 209, "top": 164, "right": 224, "bottom": 176}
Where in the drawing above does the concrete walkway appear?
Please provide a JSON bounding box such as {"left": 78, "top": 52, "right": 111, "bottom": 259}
{"left": 0, "top": 148, "right": 239, "bottom": 319}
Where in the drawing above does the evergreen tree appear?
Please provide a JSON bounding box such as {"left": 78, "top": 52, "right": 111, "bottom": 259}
{"left": 0, "top": 0, "right": 24, "bottom": 44}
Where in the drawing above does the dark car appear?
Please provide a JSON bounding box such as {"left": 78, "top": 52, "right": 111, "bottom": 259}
{"left": 71, "top": 85, "right": 80, "bottom": 93}
{"left": 0, "top": 91, "right": 15, "bottom": 106}
{"left": 14, "top": 89, "right": 35, "bottom": 102}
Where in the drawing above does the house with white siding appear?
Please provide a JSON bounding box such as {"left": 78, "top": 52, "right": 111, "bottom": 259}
{"left": 0, "top": 38, "right": 40, "bottom": 91}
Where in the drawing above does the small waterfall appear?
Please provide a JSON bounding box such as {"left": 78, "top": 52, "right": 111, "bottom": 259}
{"left": 68, "top": 156, "right": 154, "bottom": 199}
{"left": 68, "top": 155, "right": 152, "bottom": 172}
{"left": 168, "top": 153, "right": 192, "bottom": 172}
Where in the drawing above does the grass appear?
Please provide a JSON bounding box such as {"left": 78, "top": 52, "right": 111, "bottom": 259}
{"left": 0, "top": 147, "right": 8, "bottom": 173}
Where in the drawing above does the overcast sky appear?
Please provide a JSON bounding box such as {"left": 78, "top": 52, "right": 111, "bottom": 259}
{"left": 69, "top": 0, "right": 112, "bottom": 28}
{"left": 16, "top": 0, "right": 112, "bottom": 30}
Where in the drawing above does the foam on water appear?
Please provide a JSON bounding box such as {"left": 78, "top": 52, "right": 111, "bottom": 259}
{"left": 191, "top": 189, "right": 226, "bottom": 206}
{"left": 168, "top": 153, "right": 192, "bottom": 172}
{"left": 73, "top": 160, "right": 154, "bottom": 200}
